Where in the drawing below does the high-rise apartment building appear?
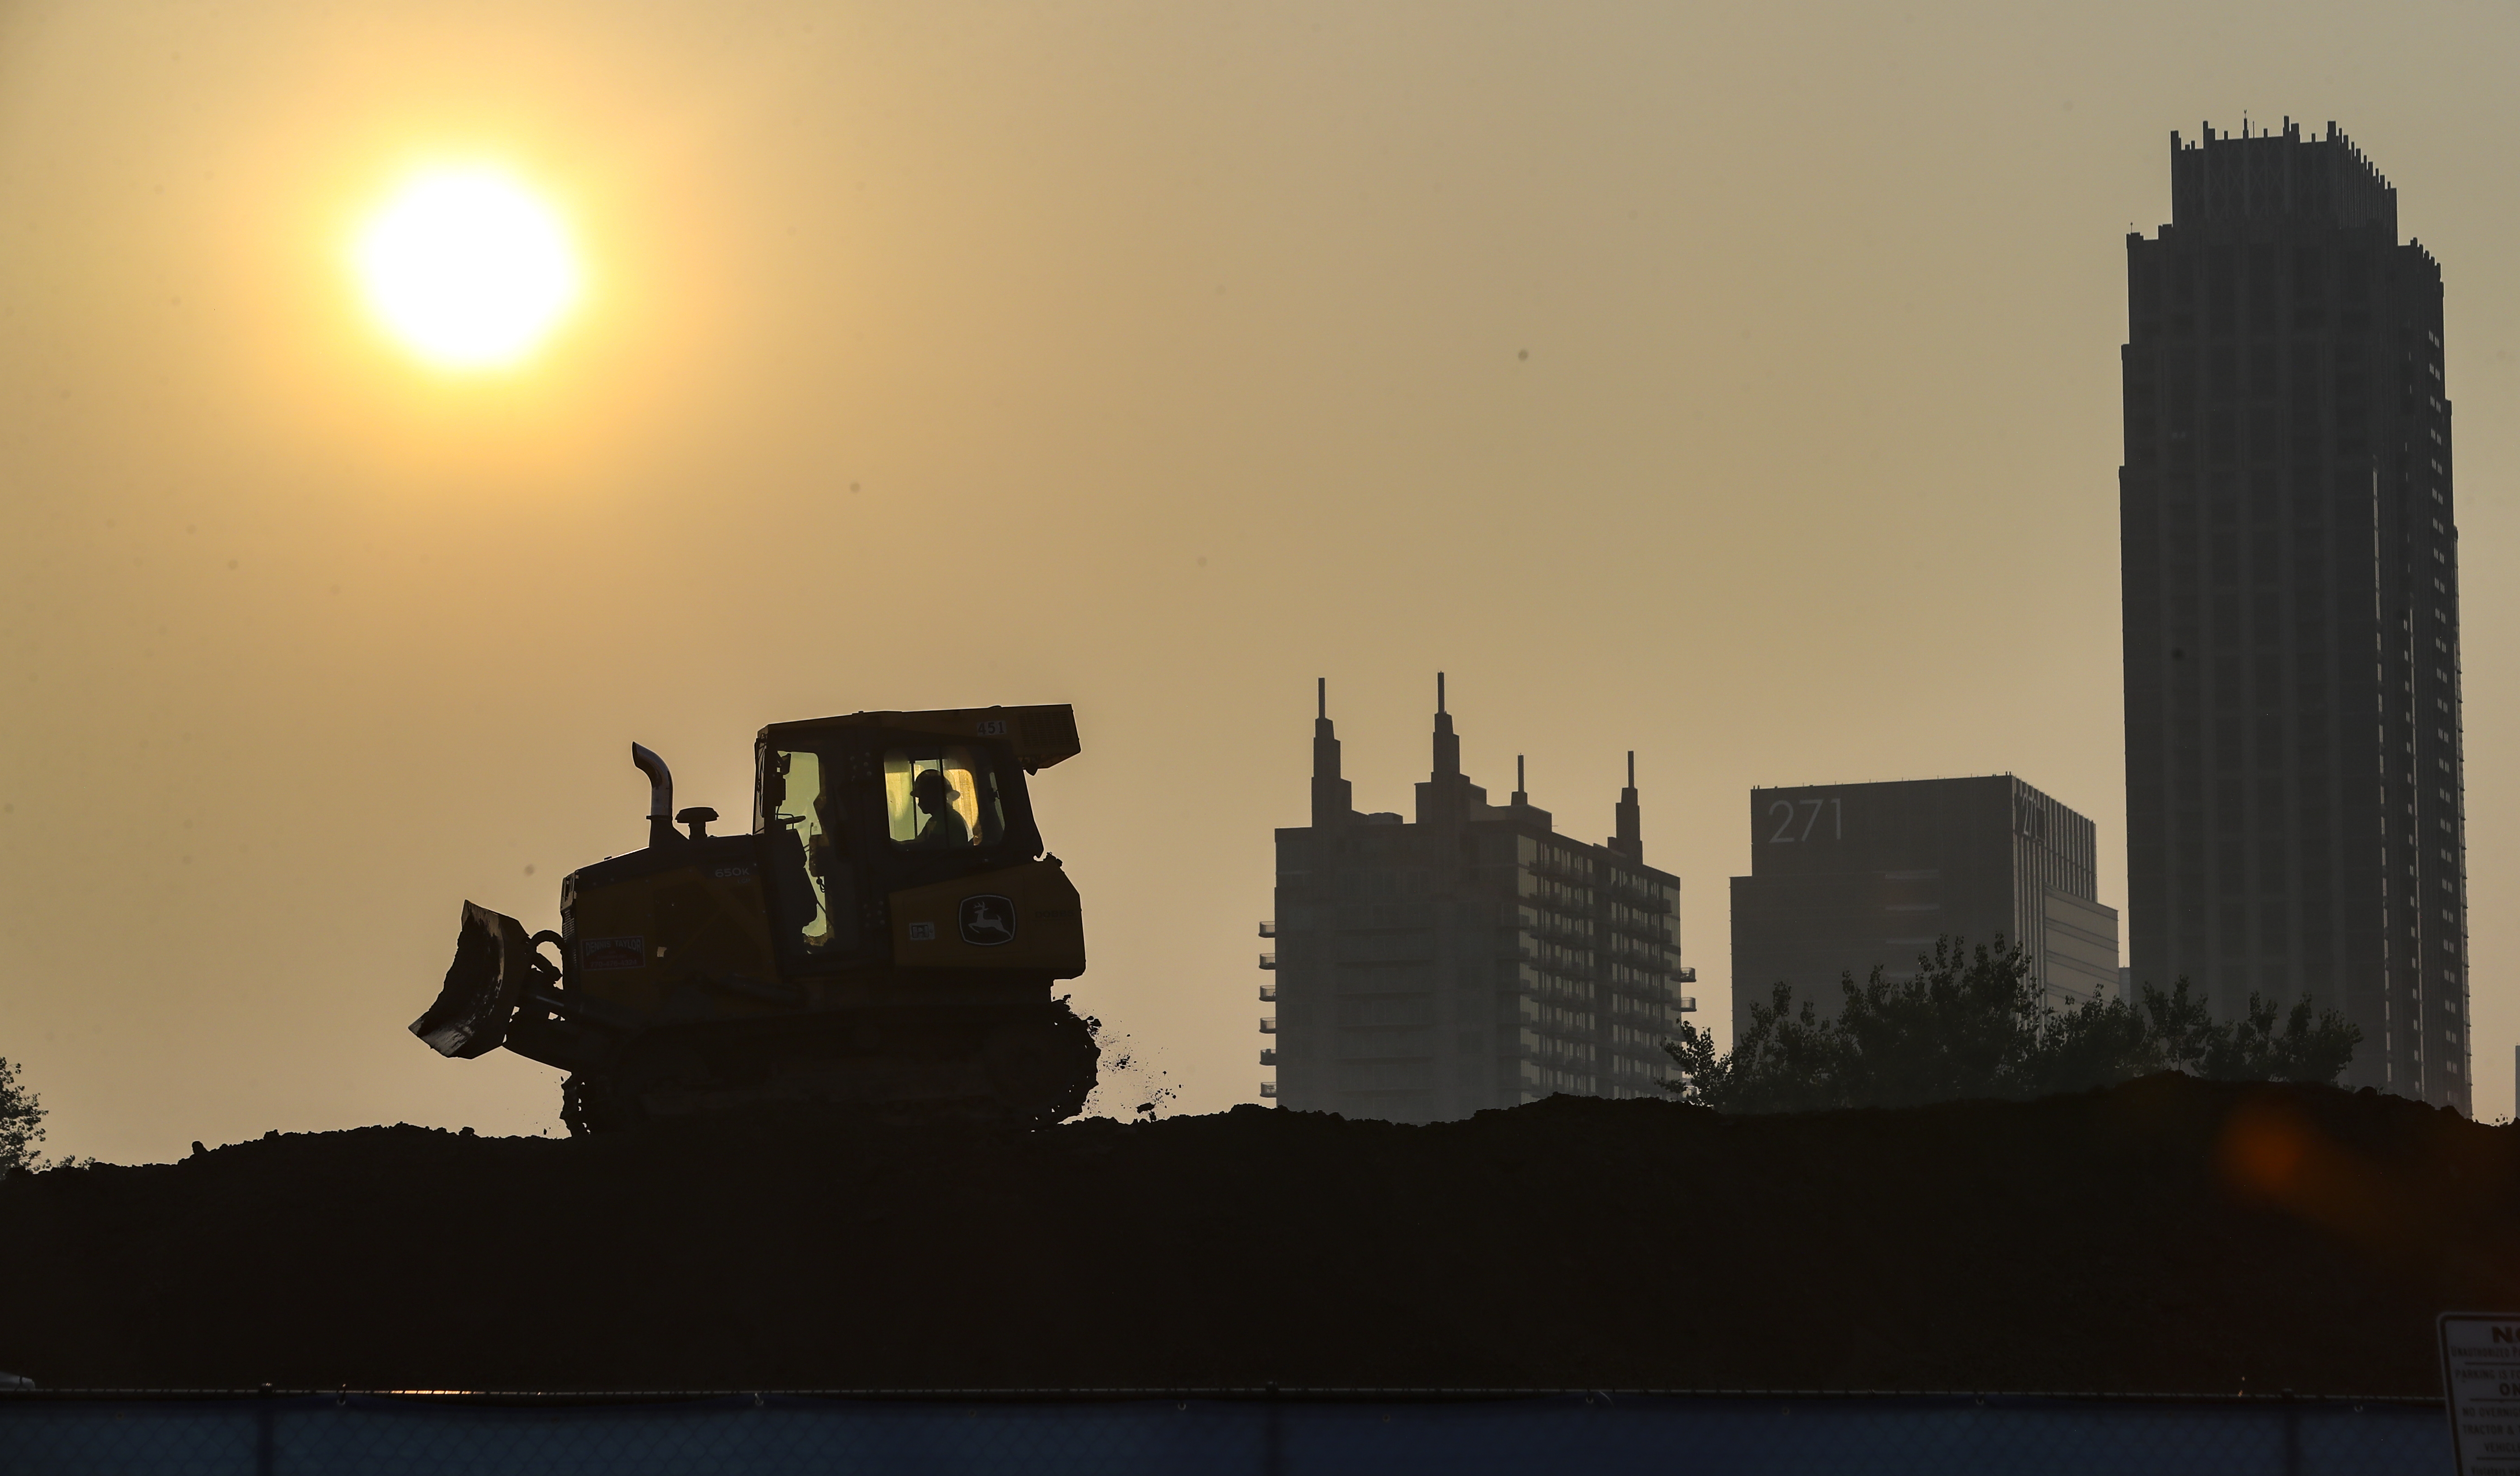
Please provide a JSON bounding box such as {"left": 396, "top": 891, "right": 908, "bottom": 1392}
{"left": 2119, "top": 122, "right": 2468, "bottom": 1111}
{"left": 1263, "top": 678, "right": 1692, "bottom": 1121}
{"left": 1728, "top": 776, "right": 2119, "bottom": 1019}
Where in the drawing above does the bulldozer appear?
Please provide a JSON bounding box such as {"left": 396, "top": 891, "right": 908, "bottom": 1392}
{"left": 410, "top": 704, "right": 1097, "bottom": 1134}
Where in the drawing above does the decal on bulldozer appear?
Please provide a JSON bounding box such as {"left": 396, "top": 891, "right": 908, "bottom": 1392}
{"left": 959, "top": 895, "right": 1015, "bottom": 945}
{"left": 891, "top": 859, "right": 1082, "bottom": 974}
{"left": 581, "top": 936, "right": 645, "bottom": 970}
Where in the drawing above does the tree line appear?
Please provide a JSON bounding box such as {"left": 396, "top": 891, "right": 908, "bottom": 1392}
{"left": 1663, "top": 936, "right": 2361, "bottom": 1113}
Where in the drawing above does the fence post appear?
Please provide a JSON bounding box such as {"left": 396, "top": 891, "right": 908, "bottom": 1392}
{"left": 1262, "top": 1382, "right": 1283, "bottom": 1476}
{"left": 256, "top": 1383, "right": 274, "bottom": 1476}
{"left": 2281, "top": 1390, "right": 2300, "bottom": 1476}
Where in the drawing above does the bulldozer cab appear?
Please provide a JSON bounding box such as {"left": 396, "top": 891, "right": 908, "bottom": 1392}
{"left": 752, "top": 705, "right": 1080, "bottom": 972}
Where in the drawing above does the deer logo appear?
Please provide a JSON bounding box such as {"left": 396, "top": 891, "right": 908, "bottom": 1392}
{"left": 958, "top": 894, "right": 1016, "bottom": 946}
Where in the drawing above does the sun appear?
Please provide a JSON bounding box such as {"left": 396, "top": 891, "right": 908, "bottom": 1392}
{"left": 352, "top": 165, "right": 583, "bottom": 371}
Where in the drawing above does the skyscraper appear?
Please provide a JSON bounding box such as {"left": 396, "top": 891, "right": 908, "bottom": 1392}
{"left": 1263, "top": 677, "right": 1691, "bottom": 1121}
{"left": 2119, "top": 122, "right": 2468, "bottom": 1111}
{"left": 1729, "top": 776, "right": 2119, "bottom": 1019}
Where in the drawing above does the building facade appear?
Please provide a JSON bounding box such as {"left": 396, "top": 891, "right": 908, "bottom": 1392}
{"left": 2118, "top": 122, "right": 2468, "bottom": 1110}
{"left": 1263, "top": 678, "right": 1692, "bottom": 1121}
{"left": 1729, "top": 776, "right": 2120, "bottom": 1018}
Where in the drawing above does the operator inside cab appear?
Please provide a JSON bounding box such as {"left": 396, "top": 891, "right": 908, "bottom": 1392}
{"left": 883, "top": 746, "right": 1003, "bottom": 851}
{"left": 907, "top": 768, "right": 968, "bottom": 849}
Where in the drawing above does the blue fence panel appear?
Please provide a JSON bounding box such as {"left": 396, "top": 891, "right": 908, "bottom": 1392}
{"left": 0, "top": 1392, "right": 2451, "bottom": 1476}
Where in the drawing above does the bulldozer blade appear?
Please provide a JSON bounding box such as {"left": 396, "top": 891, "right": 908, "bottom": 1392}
{"left": 410, "top": 901, "right": 535, "bottom": 1059}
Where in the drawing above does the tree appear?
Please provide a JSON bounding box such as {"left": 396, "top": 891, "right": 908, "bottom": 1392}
{"left": 1663, "top": 980, "right": 1846, "bottom": 1114}
{"left": 2011, "top": 974, "right": 2219, "bottom": 1097}
{"left": 0, "top": 1056, "right": 43, "bottom": 1178}
{"left": 1831, "top": 936, "right": 2046, "bottom": 1107}
{"left": 2195, "top": 991, "right": 2361, "bottom": 1085}
{"left": 1662, "top": 936, "right": 2362, "bottom": 1112}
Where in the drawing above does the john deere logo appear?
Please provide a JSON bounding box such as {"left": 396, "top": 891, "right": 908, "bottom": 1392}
{"left": 958, "top": 895, "right": 1015, "bottom": 946}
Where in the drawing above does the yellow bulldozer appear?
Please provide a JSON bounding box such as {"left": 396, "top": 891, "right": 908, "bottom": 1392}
{"left": 410, "top": 704, "right": 1097, "bottom": 1133}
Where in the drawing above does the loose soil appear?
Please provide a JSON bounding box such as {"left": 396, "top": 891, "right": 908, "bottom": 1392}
{"left": 1, "top": 1074, "right": 2513, "bottom": 1393}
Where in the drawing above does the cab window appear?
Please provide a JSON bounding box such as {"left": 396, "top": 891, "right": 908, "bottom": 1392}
{"left": 883, "top": 747, "right": 1004, "bottom": 851}
{"left": 763, "top": 748, "right": 840, "bottom": 952}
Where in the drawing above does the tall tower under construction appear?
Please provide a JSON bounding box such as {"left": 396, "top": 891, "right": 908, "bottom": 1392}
{"left": 2119, "top": 122, "right": 2468, "bottom": 1111}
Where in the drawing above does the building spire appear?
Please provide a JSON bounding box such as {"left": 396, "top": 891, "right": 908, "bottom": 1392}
{"left": 1430, "top": 671, "right": 1459, "bottom": 779}
{"left": 1512, "top": 754, "right": 1527, "bottom": 807}
{"left": 1413, "top": 671, "right": 1488, "bottom": 825}
{"left": 1310, "top": 677, "right": 1353, "bottom": 827}
{"left": 1610, "top": 749, "right": 1642, "bottom": 860}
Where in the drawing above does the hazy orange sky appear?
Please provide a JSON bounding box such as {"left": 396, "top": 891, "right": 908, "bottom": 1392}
{"left": 6, "top": 2, "right": 2518, "bottom": 1161}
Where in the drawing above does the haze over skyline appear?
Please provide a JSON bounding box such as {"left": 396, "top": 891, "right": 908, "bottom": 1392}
{"left": 4, "top": 2, "right": 2517, "bottom": 1162}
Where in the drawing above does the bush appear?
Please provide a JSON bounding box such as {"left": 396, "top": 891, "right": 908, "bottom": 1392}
{"left": 1663, "top": 936, "right": 2360, "bottom": 1113}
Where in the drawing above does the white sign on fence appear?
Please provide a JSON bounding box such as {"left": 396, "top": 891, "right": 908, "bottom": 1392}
{"left": 2438, "top": 1313, "right": 2520, "bottom": 1476}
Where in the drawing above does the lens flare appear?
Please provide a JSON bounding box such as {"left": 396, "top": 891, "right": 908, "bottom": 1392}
{"left": 352, "top": 165, "right": 583, "bottom": 371}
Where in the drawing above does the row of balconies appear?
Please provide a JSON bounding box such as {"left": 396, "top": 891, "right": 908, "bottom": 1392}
{"left": 1273, "top": 942, "right": 1688, "bottom": 996}
{"left": 1516, "top": 999, "right": 1596, "bottom": 1033}
{"left": 1521, "top": 979, "right": 1598, "bottom": 1009}
{"left": 1516, "top": 1027, "right": 1596, "bottom": 1062}
{"left": 1600, "top": 913, "right": 1678, "bottom": 945}
{"left": 1523, "top": 911, "right": 1596, "bottom": 944}
{"left": 1522, "top": 882, "right": 1595, "bottom": 917}
{"left": 1267, "top": 912, "right": 1686, "bottom": 974}
{"left": 1276, "top": 937, "right": 1640, "bottom": 975}
{"left": 1619, "top": 968, "right": 1700, "bottom": 996}
{"left": 1516, "top": 1060, "right": 1593, "bottom": 1094}
{"left": 1603, "top": 878, "right": 1675, "bottom": 913}
{"left": 1599, "top": 942, "right": 1677, "bottom": 974}
{"left": 1503, "top": 1007, "right": 1696, "bottom": 1047}
{"left": 1522, "top": 851, "right": 1596, "bottom": 885}
{"left": 1260, "top": 915, "right": 1686, "bottom": 1004}
{"left": 1259, "top": 923, "right": 1278, "bottom": 1102}
{"left": 1265, "top": 1034, "right": 1685, "bottom": 1084}
{"left": 1518, "top": 941, "right": 1594, "bottom": 974}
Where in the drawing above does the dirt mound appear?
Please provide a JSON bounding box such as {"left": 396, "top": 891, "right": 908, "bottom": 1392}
{"left": 1, "top": 1075, "right": 2512, "bottom": 1393}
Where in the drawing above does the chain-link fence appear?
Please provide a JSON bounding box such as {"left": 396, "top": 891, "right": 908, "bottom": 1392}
{"left": 0, "top": 1390, "right": 2450, "bottom": 1474}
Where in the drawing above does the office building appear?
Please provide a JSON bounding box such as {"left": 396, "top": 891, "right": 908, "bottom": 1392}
{"left": 2119, "top": 122, "right": 2468, "bottom": 1110}
{"left": 1262, "top": 677, "right": 1693, "bottom": 1121}
{"left": 1729, "top": 776, "right": 2119, "bottom": 1017}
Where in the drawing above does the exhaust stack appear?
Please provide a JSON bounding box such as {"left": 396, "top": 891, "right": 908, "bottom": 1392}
{"left": 631, "top": 743, "right": 680, "bottom": 849}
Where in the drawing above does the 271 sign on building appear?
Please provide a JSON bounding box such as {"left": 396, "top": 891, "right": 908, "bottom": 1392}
{"left": 2438, "top": 1313, "right": 2520, "bottom": 1475}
